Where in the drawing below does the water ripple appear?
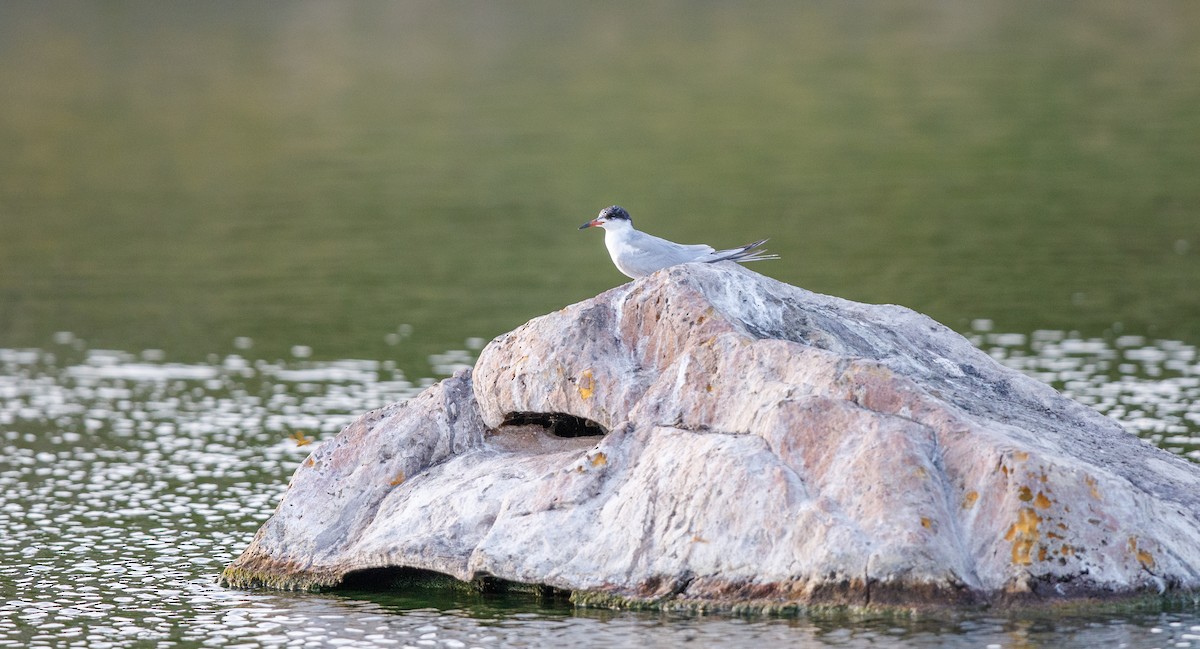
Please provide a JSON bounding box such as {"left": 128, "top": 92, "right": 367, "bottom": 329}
{"left": 0, "top": 330, "right": 1197, "bottom": 647}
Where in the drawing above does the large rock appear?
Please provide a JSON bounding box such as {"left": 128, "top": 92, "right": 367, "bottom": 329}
{"left": 221, "top": 263, "right": 1200, "bottom": 609}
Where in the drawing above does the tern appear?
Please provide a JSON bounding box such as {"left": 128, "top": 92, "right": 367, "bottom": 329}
{"left": 579, "top": 205, "right": 778, "bottom": 279}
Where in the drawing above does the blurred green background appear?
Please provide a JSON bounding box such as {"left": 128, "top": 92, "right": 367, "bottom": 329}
{"left": 1, "top": 1, "right": 1197, "bottom": 372}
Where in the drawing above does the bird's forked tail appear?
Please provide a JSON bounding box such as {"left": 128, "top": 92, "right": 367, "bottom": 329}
{"left": 708, "top": 239, "right": 779, "bottom": 264}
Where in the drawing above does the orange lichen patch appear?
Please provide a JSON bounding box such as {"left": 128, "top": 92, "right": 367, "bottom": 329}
{"left": 1060, "top": 544, "right": 1075, "bottom": 557}
{"left": 1085, "top": 475, "right": 1102, "bottom": 501}
{"left": 1017, "top": 486, "right": 1033, "bottom": 502}
{"left": 705, "top": 383, "right": 713, "bottom": 392}
{"left": 1046, "top": 531, "right": 1063, "bottom": 540}
{"left": 290, "top": 430, "right": 312, "bottom": 447}
{"left": 1000, "top": 464, "right": 1009, "bottom": 477}
{"left": 304, "top": 456, "right": 315, "bottom": 468}
{"left": 1012, "top": 539, "right": 1036, "bottom": 565}
{"left": 389, "top": 471, "right": 406, "bottom": 486}
{"left": 578, "top": 369, "right": 595, "bottom": 400}
{"left": 920, "top": 517, "right": 933, "bottom": 530}
{"left": 1038, "top": 546, "right": 1049, "bottom": 562}
{"left": 590, "top": 451, "right": 608, "bottom": 468}
{"left": 1013, "top": 451, "right": 1029, "bottom": 462}
{"left": 1128, "top": 537, "right": 1156, "bottom": 570}
{"left": 1034, "top": 491, "right": 1052, "bottom": 509}
{"left": 962, "top": 490, "right": 979, "bottom": 509}
{"left": 1005, "top": 507, "right": 1042, "bottom": 565}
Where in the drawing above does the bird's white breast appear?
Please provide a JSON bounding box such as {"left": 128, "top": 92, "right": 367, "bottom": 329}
{"left": 604, "top": 230, "right": 654, "bottom": 278}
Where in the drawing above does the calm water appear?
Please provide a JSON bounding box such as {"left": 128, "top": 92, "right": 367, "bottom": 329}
{"left": 2, "top": 1, "right": 1200, "bottom": 647}
{"left": 2, "top": 2, "right": 1199, "bottom": 366}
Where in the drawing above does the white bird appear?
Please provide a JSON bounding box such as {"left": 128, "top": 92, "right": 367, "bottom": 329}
{"left": 579, "top": 205, "right": 778, "bottom": 279}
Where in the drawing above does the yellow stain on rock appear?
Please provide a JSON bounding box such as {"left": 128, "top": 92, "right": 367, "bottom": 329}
{"left": 389, "top": 471, "right": 406, "bottom": 486}
{"left": 1034, "top": 491, "right": 1052, "bottom": 509}
{"left": 1128, "top": 537, "right": 1156, "bottom": 569}
{"left": 1085, "top": 475, "right": 1102, "bottom": 501}
{"left": 962, "top": 490, "right": 979, "bottom": 509}
{"left": 1005, "top": 507, "right": 1042, "bottom": 565}
{"left": 1013, "top": 451, "right": 1029, "bottom": 462}
{"left": 578, "top": 369, "right": 595, "bottom": 400}
{"left": 858, "top": 364, "right": 895, "bottom": 381}
{"left": 590, "top": 451, "right": 608, "bottom": 468}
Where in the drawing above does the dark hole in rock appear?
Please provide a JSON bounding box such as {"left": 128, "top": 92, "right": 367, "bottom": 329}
{"left": 337, "top": 566, "right": 572, "bottom": 603}
{"left": 501, "top": 412, "right": 607, "bottom": 438}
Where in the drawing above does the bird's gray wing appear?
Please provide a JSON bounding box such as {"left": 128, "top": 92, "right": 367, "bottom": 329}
{"left": 637, "top": 234, "right": 713, "bottom": 262}
{"left": 620, "top": 232, "right": 714, "bottom": 276}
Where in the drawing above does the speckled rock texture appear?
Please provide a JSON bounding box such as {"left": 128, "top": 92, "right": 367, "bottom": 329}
{"left": 222, "top": 263, "right": 1200, "bottom": 610}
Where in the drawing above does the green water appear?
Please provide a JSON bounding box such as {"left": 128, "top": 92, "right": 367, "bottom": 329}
{"left": 2, "top": 2, "right": 1199, "bottom": 647}
{"left": 3, "top": 2, "right": 1198, "bottom": 370}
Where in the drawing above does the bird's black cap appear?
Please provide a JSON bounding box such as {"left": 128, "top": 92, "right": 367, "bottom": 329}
{"left": 600, "top": 205, "right": 631, "bottom": 221}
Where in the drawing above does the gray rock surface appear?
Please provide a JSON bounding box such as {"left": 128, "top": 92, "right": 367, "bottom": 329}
{"left": 222, "top": 263, "right": 1200, "bottom": 609}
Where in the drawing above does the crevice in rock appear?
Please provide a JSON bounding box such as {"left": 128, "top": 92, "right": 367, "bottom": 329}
{"left": 661, "top": 571, "right": 696, "bottom": 601}
{"left": 864, "top": 554, "right": 873, "bottom": 607}
{"left": 339, "top": 566, "right": 464, "bottom": 591}
{"left": 501, "top": 412, "right": 608, "bottom": 438}
{"left": 336, "top": 566, "right": 572, "bottom": 602}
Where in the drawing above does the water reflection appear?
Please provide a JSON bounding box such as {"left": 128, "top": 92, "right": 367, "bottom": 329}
{"left": 0, "top": 329, "right": 1197, "bottom": 648}
{"left": 967, "top": 321, "right": 1200, "bottom": 462}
